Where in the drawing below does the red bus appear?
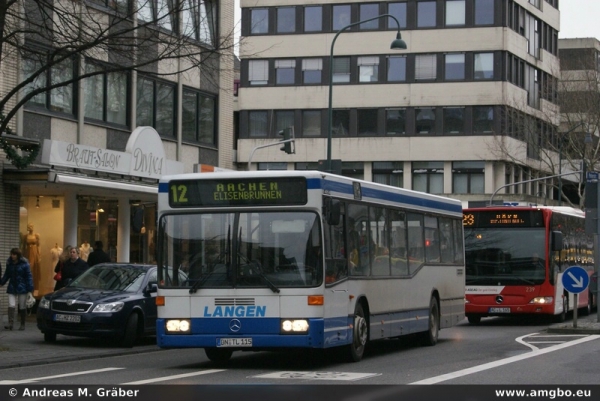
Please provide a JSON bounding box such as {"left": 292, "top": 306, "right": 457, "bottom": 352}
{"left": 463, "top": 206, "right": 596, "bottom": 324}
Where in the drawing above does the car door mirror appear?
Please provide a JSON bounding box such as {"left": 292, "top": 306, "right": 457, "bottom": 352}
{"left": 145, "top": 282, "right": 158, "bottom": 295}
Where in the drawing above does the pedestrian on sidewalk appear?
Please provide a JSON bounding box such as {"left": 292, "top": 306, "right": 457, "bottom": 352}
{"left": 53, "top": 245, "right": 72, "bottom": 291}
{"left": 0, "top": 248, "right": 34, "bottom": 331}
{"left": 87, "top": 241, "right": 111, "bottom": 267}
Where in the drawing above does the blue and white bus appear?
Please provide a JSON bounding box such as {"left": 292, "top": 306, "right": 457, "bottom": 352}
{"left": 155, "top": 171, "right": 465, "bottom": 363}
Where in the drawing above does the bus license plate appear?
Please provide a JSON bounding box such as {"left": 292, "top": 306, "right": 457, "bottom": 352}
{"left": 217, "top": 338, "right": 252, "bottom": 347}
{"left": 489, "top": 307, "right": 510, "bottom": 313}
{"left": 54, "top": 314, "right": 81, "bottom": 323}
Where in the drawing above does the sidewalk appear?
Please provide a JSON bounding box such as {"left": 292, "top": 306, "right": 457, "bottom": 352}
{"left": 547, "top": 313, "right": 600, "bottom": 334}
{"left": 0, "top": 314, "right": 162, "bottom": 370}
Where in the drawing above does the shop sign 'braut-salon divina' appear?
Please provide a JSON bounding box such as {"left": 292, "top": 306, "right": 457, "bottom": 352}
{"left": 41, "top": 126, "right": 183, "bottom": 179}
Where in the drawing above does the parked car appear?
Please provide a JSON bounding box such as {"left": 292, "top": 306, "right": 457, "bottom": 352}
{"left": 36, "top": 263, "right": 171, "bottom": 347}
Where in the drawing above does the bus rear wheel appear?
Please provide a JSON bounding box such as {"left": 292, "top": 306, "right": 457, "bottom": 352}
{"left": 205, "top": 348, "right": 233, "bottom": 364}
{"left": 419, "top": 297, "right": 439, "bottom": 346}
{"left": 347, "top": 303, "right": 368, "bottom": 362}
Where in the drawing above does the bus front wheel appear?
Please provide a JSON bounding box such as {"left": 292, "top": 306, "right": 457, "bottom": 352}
{"left": 205, "top": 348, "right": 233, "bottom": 364}
{"left": 347, "top": 303, "right": 368, "bottom": 362}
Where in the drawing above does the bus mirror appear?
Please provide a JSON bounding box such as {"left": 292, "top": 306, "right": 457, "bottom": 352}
{"left": 551, "top": 231, "right": 563, "bottom": 251}
{"left": 324, "top": 198, "right": 341, "bottom": 226}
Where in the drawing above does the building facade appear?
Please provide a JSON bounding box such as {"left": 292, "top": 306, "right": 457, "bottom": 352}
{"left": 236, "top": 0, "right": 563, "bottom": 208}
{"left": 0, "top": 0, "right": 235, "bottom": 306}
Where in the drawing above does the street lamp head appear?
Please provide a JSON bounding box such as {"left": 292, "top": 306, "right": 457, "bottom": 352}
{"left": 390, "top": 32, "right": 407, "bottom": 50}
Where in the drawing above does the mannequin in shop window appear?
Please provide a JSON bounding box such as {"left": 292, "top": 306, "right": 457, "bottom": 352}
{"left": 80, "top": 242, "right": 91, "bottom": 262}
{"left": 50, "top": 243, "right": 62, "bottom": 269}
{"left": 22, "top": 223, "right": 41, "bottom": 292}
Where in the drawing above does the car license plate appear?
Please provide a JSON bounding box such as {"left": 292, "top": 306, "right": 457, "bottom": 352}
{"left": 217, "top": 338, "right": 252, "bottom": 347}
{"left": 489, "top": 307, "right": 510, "bottom": 313}
{"left": 54, "top": 314, "right": 81, "bottom": 323}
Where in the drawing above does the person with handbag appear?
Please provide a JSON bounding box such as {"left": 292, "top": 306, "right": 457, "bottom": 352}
{"left": 0, "top": 248, "right": 34, "bottom": 331}
{"left": 53, "top": 245, "right": 72, "bottom": 291}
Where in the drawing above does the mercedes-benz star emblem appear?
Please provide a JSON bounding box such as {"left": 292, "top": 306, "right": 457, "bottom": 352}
{"left": 229, "top": 319, "right": 241, "bottom": 332}
{"left": 495, "top": 295, "right": 504, "bottom": 304}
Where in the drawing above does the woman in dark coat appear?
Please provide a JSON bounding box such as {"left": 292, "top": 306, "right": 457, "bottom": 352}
{"left": 61, "top": 247, "right": 89, "bottom": 284}
{"left": 53, "top": 245, "right": 72, "bottom": 291}
{"left": 0, "top": 248, "right": 34, "bottom": 330}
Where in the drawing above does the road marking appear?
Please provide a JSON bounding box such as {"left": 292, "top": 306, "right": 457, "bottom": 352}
{"left": 122, "top": 369, "right": 225, "bottom": 384}
{"left": 409, "top": 334, "right": 600, "bottom": 384}
{"left": 0, "top": 368, "right": 125, "bottom": 385}
{"left": 253, "top": 371, "right": 381, "bottom": 381}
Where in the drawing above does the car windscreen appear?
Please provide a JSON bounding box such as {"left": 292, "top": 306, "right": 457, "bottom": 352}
{"left": 70, "top": 265, "right": 148, "bottom": 292}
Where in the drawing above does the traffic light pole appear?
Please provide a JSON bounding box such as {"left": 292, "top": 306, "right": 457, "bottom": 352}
{"left": 247, "top": 139, "right": 295, "bottom": 170}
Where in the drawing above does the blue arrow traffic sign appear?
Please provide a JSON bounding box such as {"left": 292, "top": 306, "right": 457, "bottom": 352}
{"left": 561, "top": 266, "right": 590, "bottom": 294}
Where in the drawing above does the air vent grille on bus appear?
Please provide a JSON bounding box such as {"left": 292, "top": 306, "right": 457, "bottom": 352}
{"left": 214, "top": 298, "right": 255, "bottom": 306}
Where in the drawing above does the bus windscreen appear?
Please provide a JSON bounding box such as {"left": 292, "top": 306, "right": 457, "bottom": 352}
{"left": 169, "top": 177, "right": 308, "bottom": 207}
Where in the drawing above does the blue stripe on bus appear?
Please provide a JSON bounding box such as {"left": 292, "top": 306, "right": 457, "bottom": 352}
{"left": 159, "top": 182, "right": 169, "bottom": 193}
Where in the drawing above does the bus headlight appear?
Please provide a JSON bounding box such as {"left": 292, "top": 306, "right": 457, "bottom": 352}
{"left": 281, "top": 319, "right": 309, "bottom": 333}
{"left": 166, "top": 319, "right": 191, "bottom": 333}
{"left": 529, "top": 297, "right": 553, "bottom": 304}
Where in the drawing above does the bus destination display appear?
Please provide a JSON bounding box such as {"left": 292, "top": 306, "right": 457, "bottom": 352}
{"left": 463, "top": 210, "right": 544, "bottom": 228}
{"left": 169, "top": 177, "right": 308, "bottom": 207}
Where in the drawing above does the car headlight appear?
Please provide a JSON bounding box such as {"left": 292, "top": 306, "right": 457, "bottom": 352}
{"left": 165, "top": 319, "right": 191, "bottom": 333}
{"left": 92, "top": 302, "right": 124, "bottom": 313}
{"left": 281, "top": 319, "right": 309, "bottom": 334}
{"left": 529, "top": 297, "right": 553, "bottom": 304}
{"left": 39, "top": 298, "right": 50, "bottom": 309}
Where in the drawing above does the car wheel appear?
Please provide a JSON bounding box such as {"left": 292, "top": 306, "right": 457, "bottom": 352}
{"left": 347, "top": 302, "right": 368, "bottom": 362}
{"left": 44, "top": 332, "right": 57, "bottom": 343}
{"left": 419, "top": 297, "right": 439, "bottom": 346}
{"left": 467, "top": 315, "right": 481, "bottom": 324}
{"left": 204, "top": 348, "right": 233, "bottom": 364}
{"left": 120, "top": 314, "right": 139, "bottom": 348}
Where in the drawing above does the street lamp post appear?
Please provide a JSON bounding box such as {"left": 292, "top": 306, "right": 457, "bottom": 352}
{"left": 326, "top": 14, "right": 407, "bottom": 173}
{"left": 558, "top": 122, "right": 591, "bottom": 205}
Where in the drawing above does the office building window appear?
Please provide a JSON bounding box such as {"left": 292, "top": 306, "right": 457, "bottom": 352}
{"left": 360, "top": 3, "right": 380, "bottom": 29}
{"left": 23, "top": 54, "right": 75, "bottom": 114}
{"left": 249, "top": 60, "right": 269, "bottom": 85}
{"left": 373, "top": 162, "right": 404, "bottom": 188}
{"left": 302, "top": 59, "right": 322, "bottom": 84}
{"left": 84, "top": 62, "right": 128, "bottom": 125}
{"left": 181, "top": 0, "right": 218, "bottom": 44}
{"left": 358, "top": 56, "right": 379, "bottom": 82}
{"left": 417, "top": 1, "right": 436, "bottom": 28}
{"left": 445, "top": 53, "right": 465, "bottom": 80}
{"left": 304, "top": 6, "right": 322, "bottom": 32}
{"left": 475, "top": 0, "right": 494, "bottom": 25}
{"left": 332, "top": 109, "right": 350, "bottom": 136}
{"left": 443, "top": 107, "right": 465, "bottom": 134}
{"left": 137, "top": 0, "right": 174, "bottom": 31}
{"left": 275, "top": 110, "right": 294, "bottom": 135}
{"left": 332, "top": 57, "right": 350, "bottom": 83}
{"left": 445, "top": 0, "right": 465, "bottom": 26}
{"left": 412, "top": 162, "right": 444, "bottom": 194}
{"left": 250, "top": 8, "right": 269, "bottom": 34}
{"left": 136, "top": 76, "right": 175, "bottom": 137}
{"left": 333, "top": 5, "right": 351, "bottom": 31}
{"left": 182, "top": 88, "right": 216, "bottom": 145}
{"left": 453, "top": 161, "right": 485, "bottom": 194}
{"left": 388, "top": 55, "right": 407, "bottom": 82}
{"left": 249, "top": 111, "right": 268, "bottom": 137}
{"left": 415, "top": 108, "right": 436, "bottom": 134}
{"left": 415, "top": 54, "right": 437, "bottom": 80}
{"left": 258, "top": 162, "right": 288, "bottom": 170}
{"left": 358, "top": 109, "right": 378, "bottom": 136}
{"left": 473, "top": 106, "right": 494, "bottom": 133}
{"left": 386, "top": 109, "right": 406, "bottom": 135}
{"left": 302, "top": 110, "right": 321, "bottom": 137}
{"left": 277, "top": 7, "right": 295, "bottom": 33}
{"left": 275, "top": 59, "right": 296, "bottom": 85}
{"left": 388, "top": 2, "right": 407, "bottom": 29}
{"left": 342, "top": 162, "right": 364, "bottom": 180}
{"left": 474, "top": 53, "right": 494, "bottom": 79}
